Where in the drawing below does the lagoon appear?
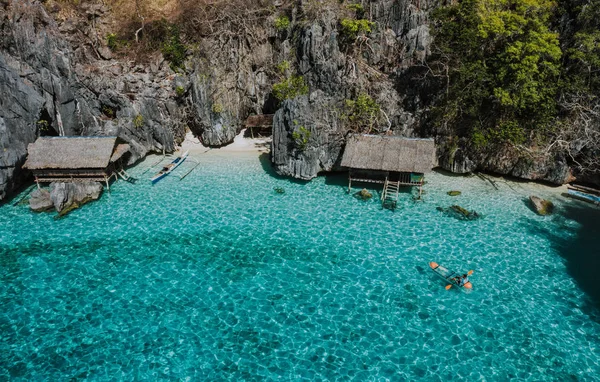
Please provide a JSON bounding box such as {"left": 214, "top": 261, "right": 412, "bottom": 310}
{"left": 1, "top": 151, "right": 599, "bottom": 380}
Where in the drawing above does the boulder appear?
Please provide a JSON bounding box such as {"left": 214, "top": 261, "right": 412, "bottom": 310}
{"left": 355, "top": 188, "right": 373, "bottom": 200}
{"left": 29, "top": 189, "right": 53, "bottom": 212}
{"left": 50, "top": 182, "right": 103, "bottom": 216}
{"left": 529, "top": 195, "right": 554, "bottom": 216}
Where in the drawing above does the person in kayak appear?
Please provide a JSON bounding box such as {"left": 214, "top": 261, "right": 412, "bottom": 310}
{"left": 453, "top": 274, "right": 469, "bottom": 286}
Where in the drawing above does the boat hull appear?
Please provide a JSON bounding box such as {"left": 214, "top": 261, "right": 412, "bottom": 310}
{"left": 150, "top": 151, "right": 189, "bottom": 184}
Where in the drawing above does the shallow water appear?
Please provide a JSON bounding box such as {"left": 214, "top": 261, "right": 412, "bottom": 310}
{"left": 1, "top": 151, "right": 599, "bottom": 380}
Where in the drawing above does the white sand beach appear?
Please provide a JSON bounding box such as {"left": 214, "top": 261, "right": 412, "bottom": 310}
{"left": 180, "top": 129, "right": 270, "bottom": 154}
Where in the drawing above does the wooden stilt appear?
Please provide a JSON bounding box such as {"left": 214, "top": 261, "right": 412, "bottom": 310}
{"left": 348, "top": 173, "right": 352, "bottom": 193}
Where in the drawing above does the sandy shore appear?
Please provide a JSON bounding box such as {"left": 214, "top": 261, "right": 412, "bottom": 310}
{"left": 180, "top": 130, "right": 270, "bottom": 155}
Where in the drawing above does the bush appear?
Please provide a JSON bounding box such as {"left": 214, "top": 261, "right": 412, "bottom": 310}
{"left": 102, "top": 105, "right": 115, "bottom": 118}
{"left": 133, "top": 115, "right": 144, "bottom": 129}
{"left": 161, "top": 24, "right": 187, "bottom": 72}
{"left": 343, "top": 93, "right": 381, "bottom": 132}
{"left": 276, "top": 60, "right": 290, "bottom": 75}
{"left": 106, "top": 33, "right": 119, "bottom": 51}
{"left": 274, "top": 15, "right": 290, "bottom": 31}
{"left": 272, "top": 76, "right": 309, "bottom": 101}
{"left": 175, "top": 86, "right": 185, "bottom": 97}
{"left": 291, "top": 126, "right": 311, "bottom": 150}
{"left": 340, "top": 19, "right": 374, "bottom": 39}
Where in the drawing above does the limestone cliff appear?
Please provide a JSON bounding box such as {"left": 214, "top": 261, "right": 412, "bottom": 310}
{"left": 0, "top": 0, "right": 595, "bottom": 201}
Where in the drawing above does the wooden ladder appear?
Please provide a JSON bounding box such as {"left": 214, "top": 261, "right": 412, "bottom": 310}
{"left": 117, "top": 169, "right": 137, "bottom": 184}
{"left": 381, "top": 177, "right": 400, "bottom": 209}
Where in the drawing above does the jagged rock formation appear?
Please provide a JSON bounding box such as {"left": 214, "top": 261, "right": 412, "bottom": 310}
{"left": 50, "top": 182, "right": 103, "bottom": 215}
{"left": 29, "top": 188, "right": 53, "bottom": 212}
{"left": 436, "top": 137, "right": 574, "bottom": 184}
{"left": 28, "top": 182, "right": 103, "bottom": 215}
{"left": 0, "top": 0, "right": 184, "bottom": 200}
{"left": 272, "top": 95, "right": 345, "bottom": 180}
{"left": 0, "top": 0, "right": 596, "bottom": 201}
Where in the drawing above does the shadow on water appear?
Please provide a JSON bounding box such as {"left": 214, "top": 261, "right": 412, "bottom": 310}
{"left": 258, "top": 153, "right": 310, "bottom": 185}
{"left": 522, "top": 202, "right": 600, "bottom": 319}
{"left": 324, "top": 172, "right": 349, "bottom": 189}
{"left": 0, "top": 181, "right": 36, "bottom": 207}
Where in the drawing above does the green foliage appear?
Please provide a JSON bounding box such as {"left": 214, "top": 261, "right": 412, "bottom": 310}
{"left": 175, "top": 86, "right": 185, "bottom": 97}
{"left": 277, "top": 60, "right": 290, "bottom": 75}
{"left": 161, "top": 23, "right": 187, "bottom": 72}
{"left": 106, "top": 33, "right": 119, "bottom": 51}
{"left": 36, "top": 120, "right": 50, "bottom": 133}
{"left": 340, "top": 19, "right": 374, "bottom": 39}
{"left": 343, "top": 93, "right": 381, "bottom": 133}
{"left": 346, "top": 3, "right": 364, "bottom": 14}
{"left": 429, "top": 0, "right": 561, "bottom": 146}
{"left": 212, "top": 103, "right": 224, "bottom": 114}
{"left": 274, "top": 15, "right": 290, "bottom": 31}
{"left": 565, "top": 0, "right": 600, "bottom": 92}
{"left": 272, "top": 76, "right": 309, "bottom": 101}
{"left": 102, "top": 105, "right": 115, "bottom": 118}
{"left": 133, "top": 115, "right": 144, "bottom": 129}
{"left": 291, "top": 126, "right": 311, "bottom": 150}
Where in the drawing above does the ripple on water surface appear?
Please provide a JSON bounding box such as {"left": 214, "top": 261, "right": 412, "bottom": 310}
{"left": 0, "top": 151, "right": 599, "bottom": 380}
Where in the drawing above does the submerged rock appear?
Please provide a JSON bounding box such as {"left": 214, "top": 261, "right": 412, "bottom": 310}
{"left": 447, "top": 191, "right": 462, "bottom": 196}
{"left": 529, "top": 195, "right": 554, "bottom": 216}
{"left": 274, "top": 187, "right": 285, "bottom": 194}
{"left": 29, "top": 189, "right": 53, "bottom": 212}
{"left": 437, "top": 205, "right": 481, "bottom": 221}
{"left": 50, "top": 182, "right": 103, "bottom": 216}
{"left": 355, "top": 188, "right": 373, "bottom": 200}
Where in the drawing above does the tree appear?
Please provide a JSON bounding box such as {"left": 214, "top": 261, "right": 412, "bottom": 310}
{"left": 428, "top": 0, "right": 562, "bottom": 146}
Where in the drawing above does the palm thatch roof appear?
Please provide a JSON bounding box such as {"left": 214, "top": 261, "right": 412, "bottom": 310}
{"left": 244, "top": 114, "right": 274, "bottom": 127}
{"left": 341, "top": 134, "right": 437, "bottom": 173}
{"left": 24, "top": 137, "right": 129, "bottom": 170}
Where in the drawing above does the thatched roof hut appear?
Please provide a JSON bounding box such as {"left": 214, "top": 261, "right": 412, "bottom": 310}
{"left": 23, "top": 137, "right": 130, "bottom": 186}
{"left": 24, "top": 137, "right": 128, "bottom": 170}
{"left": 244, "top": 114, "right": 274, "bottom": 137}
{"left": 341, "top": 134, "right": 436, "bottom": 173}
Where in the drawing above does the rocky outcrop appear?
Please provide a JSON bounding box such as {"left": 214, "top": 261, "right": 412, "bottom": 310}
{"left": 49, "top": 182, "right": 103, "bottom": 216}
{"left": 437, "top": 137, "right": 574, "bottom": 185}
{"left": 29, "top": 188, "right": 53, "bottom": 212}
{"left": 28, "top": 182, "right": 103, "bottom": 215}
{"left": 0, "top": 1, "right": 188, "bottom": 200}
{"left": 272, "top": 94, "right": 344, "bottom": 180}
{"left": 529, "top": 195, "right": 554, "bottom": 216}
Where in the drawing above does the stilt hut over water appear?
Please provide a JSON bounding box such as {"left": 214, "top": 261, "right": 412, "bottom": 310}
{"left": 341, "top": 134, "right": 437, "bottom": 205}
{"left": 23, "top": 136, "right": 130, "bottom": 189}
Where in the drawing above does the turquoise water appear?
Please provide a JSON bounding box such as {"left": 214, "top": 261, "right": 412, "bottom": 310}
{"left": 1, "top": 151, "right": 599, "bottom": 380}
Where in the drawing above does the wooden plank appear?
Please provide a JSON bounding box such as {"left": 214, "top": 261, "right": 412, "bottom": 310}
{"left": 180, "top": 161, "right": 201, "bottom": 181}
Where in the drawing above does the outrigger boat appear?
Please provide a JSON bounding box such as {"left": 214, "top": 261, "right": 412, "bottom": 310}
{"left": 566, "top": 186, "right": 600, "bottom": 206}
{"left": 150, "top": 151, "right": 189, "bottom": 184}
{"left": 429, "top": 262, "right": 473, "bottom": 290}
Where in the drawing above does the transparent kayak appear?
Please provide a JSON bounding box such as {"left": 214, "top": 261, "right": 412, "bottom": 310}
{"left": 429, "top": 262, "right": 472, "bottom": 289}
